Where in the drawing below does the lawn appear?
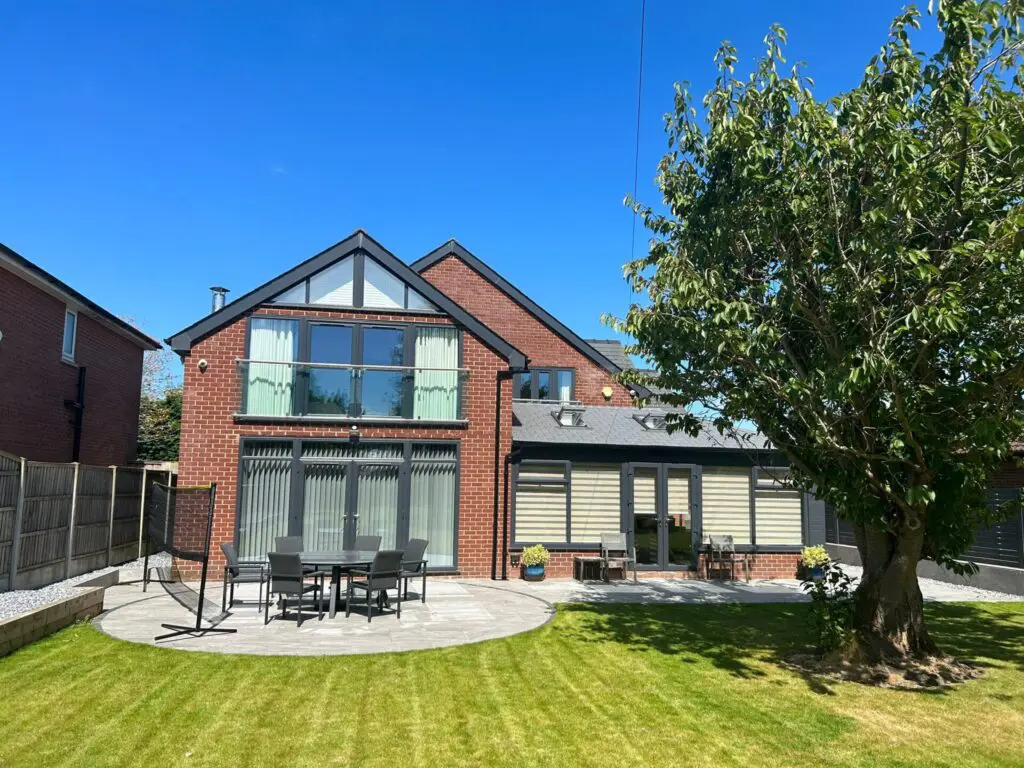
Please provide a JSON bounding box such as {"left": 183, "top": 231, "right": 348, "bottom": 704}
{"left": 0, "top": 602, "right": 1022, "bottom": 768}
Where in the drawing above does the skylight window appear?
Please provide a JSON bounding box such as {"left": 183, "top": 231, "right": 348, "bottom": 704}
{"left": 553, "top": 405, "right": 586, "bottom": 427}
{"left": 634, "top": 412, "right": 668, "bottom": 430}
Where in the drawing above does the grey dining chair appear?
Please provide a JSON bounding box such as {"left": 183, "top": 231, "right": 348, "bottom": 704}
{"left": 600, "top": 533, "right": 638, "bottom": 582}
{"left": 220, "top": 542, "right": 268, "bottom": 612}
{"left": 353, "top": 534, "right": 382, "bottom": 552}
{"left": 265, "top": 552, "right": 323, "bottom": 627}
{"left": 400, "top": 538, "right": 429, "bottom": 602}
{"left": 345, "top": 549, "right": 404, "bottom": 622}
{"left": 705, "top": 535, "right": 749, "bottom": 582}
{"left": 275, "top": 536, "right": 303, "bottom": 553}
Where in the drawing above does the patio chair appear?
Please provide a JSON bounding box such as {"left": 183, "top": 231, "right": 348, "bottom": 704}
{"left": 600, "top": 533, "right": 638, "bottom": 582}
{"left": 345, "top": 549, "right": 404, "bottom": 622}
{"left": 353, "top": 534, "right": 382, "bottom": 552}
{"left": 400, "top": 538, "right": 429, "bottom": 602}
{"left": 265, "top": 552, "right": 323, "bottom": 627}
{"left": 220, "top": 542, "right": 268, "bottom": 612}
{"left": 275, "top": 536, "right": 303, "bottom": 553}
{"left": 705, "top": 535, "right": 749, "bottom": 582}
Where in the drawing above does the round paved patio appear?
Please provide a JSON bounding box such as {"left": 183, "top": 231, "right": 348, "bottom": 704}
{"left": 95, "top": 579, "right": 558, "bottom": 656}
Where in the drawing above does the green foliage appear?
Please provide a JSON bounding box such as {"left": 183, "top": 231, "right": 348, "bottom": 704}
{"left": 800, "top": 546, "right": 831, "bottom": 569}
{"left": 520, "top": 544, "right": 551, "bottom": 567}
{"left": 614, "top": 0, "right": 1024, "bottom": 568}
{"left": 801, "top": 561, "right": 855, "bottom": 653}
{"left": 137, "top": 387, "right": 181, "bottom": 462}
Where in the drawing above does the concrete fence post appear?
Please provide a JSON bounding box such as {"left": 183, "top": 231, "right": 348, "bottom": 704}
{"left": 65, "top": 462, "right": 80, "bottom": 579}
{"left": 137, "top": 466, "right": 148, "bottom": 560}
{"left": 8, "top": 458, "right": 26, "bottom": 591}
{"left": 106, "top": 465, "right": 117, "bottom": 567}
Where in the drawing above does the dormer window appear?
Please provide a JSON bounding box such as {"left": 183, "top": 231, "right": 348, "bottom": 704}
{"left": 553, "top": 404, "right": 586, "bottom": 427}
{"left": 634, "top": 411, "right": 667, "bottom": 430}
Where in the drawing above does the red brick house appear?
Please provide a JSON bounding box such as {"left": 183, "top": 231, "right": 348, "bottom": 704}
{"left": 169, "top": 231, "right": 822, "bottom": 580}
{"left": 0, "top": 243, "right": 160, "bottom": 465}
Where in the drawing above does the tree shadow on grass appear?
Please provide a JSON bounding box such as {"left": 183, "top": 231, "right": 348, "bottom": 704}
{"left": 557, "top": 601, "right": 1024, "bottom": 696}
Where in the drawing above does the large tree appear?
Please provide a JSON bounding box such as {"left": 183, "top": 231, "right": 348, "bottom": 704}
{"left": 617, "top": 0, "right": 1024, "bottom": 662}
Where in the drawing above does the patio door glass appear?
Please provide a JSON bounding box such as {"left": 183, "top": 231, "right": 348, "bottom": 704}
{"left": 632, "top": 467, "right": 659, "bottom": 565}
{"left": 355, "top": 463, "right": 400, "bottom": 550}
{"left": 629, "top": 464, "right": 695, "bottom": 569}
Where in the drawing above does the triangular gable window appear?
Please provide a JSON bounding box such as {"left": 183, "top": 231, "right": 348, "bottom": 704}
{"left": 269, "top": 252, "right": 438, "bottom": 312}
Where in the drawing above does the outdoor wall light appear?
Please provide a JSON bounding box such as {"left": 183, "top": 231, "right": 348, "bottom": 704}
{"left": 349, "top": 425, "right": 360, "bottom": 443}
{"left": 601, "top": 385, "right": 613, "bottom": 401}
{"left": 197, "top": 358, "right": 209, "bottom": 372}
{"left": 510, "top": 553, "right": 521, "bottom": 567}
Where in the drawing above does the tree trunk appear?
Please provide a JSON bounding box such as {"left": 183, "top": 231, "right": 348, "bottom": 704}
{"left": 850, "top": 517, "right": 939, "bottom": 662}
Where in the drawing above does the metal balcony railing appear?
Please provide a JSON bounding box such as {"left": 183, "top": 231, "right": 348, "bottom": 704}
{"left": 235, "top": 359, "right": 468, "bottom": 421}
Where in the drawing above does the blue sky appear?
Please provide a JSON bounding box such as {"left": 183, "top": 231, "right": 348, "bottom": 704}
{"left": 0, "top": 2, "right": 942, "bottom": 351}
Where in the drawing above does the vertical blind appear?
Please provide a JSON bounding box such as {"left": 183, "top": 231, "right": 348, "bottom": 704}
{"left": 237, "top": 440, "right": 458, "bottom": 567}
{"left": 413, "top": 327, "right": 460, "bottom": 420}
{"left": 237, "top": 442, "right": 292, "bottom": 559}
{"left": 247, "top": 318, "right": 297, "bottom": 416}
{"left": 410, "top": 445, "right": 458, "bottom": 567}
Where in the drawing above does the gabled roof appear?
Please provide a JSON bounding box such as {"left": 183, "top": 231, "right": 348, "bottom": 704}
{"left": 0, "top": 242, "right": 161, "bottom": 350}
{"left": 411, "top": 240, "right": 625, "bottom": 375}
{"left": 586, "top": 339, "right": 633, "bottom": 370}
{"left": 165, "top": 230, "right": 527, "bottom": 368}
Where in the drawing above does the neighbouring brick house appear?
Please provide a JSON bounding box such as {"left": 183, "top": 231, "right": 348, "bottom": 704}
{"left": 0, "top": 243, "right": 160, "bottom": 465}
{"left": 169, "top": 230, "right": 825, "bottom": 580}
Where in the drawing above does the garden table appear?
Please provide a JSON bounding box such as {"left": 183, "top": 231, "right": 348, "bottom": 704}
{"left": 298, "top": 550, "right": 377, "bottom": 619}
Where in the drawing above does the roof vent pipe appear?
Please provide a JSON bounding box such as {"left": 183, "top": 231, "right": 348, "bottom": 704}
{"left": 210, "top": 286, "right": 229, "bottom": 313}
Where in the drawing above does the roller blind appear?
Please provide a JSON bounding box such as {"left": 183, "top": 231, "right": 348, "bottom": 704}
{"left": 702, "top": 467, "right": 751, "bottom": 544}
{"left": 514, "top": 464, "right": 567, "bottom": 542}
{"left": 570, "top": 463, "right": 620, "bottom": 542}
{"left": 754, "top": 489, "right": 803, "bottom": 545}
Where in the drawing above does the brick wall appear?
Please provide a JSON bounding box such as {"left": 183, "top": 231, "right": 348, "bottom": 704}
{"left": 419, "top": 255, "right": 634, "bottom": 406}
{"left": 510, "top": 550, "right": 801, "bottom": 581}
{"left": 177, "top": 305, "right": 512, "bottom": 578}
{"left": 0, "top": 266, "right": 144, "bottom": 465}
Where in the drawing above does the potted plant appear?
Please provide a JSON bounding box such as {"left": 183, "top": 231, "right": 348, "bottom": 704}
{"left": 800, "top": 545, "right": 830, "bottom": 581}
{"left": 520, "top": 544, "right": 550, "bottom": 582}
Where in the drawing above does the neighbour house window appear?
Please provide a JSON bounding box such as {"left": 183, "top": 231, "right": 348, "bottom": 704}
{"left": 270, "top": 252, "right": 437, "bottom": 312}
{"left": 237, "top": 439, "right": 458, "bottom": 570}
{"left": 242, "top": 319, "right": 461, "bottom": 421}
{"left": 62, "top": 309, "right": 77, "bottom": 361}
{"left": 514, "top": 368, "right": 574, "bottom": 401}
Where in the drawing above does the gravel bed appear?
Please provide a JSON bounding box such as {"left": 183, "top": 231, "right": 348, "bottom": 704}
{"left": 0, "top": 552, "right": 171, "bottom": 621}
{"left": 840, "top": 564, "right": 1024, "bottom": 602}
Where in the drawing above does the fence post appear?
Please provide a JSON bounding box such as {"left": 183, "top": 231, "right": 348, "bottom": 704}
{"left": 8, "top": 458, "right": 26, "bottom": 591}
{"left": 137, "top": 466, "right": 148, "bottom": 560}
{"left": 107, "top": 465, "right": 117, "bottom": 567}
{"left": 65, "top": 462, "right": 80, "bottom": 580}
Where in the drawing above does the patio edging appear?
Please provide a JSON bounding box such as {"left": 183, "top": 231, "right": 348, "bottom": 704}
{"left": 0, "top": 586, "right": 105, "bottom": 657}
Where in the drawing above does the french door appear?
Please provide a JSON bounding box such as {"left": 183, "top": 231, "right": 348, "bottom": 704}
{"left": 627, "top": 463, "right": 697, "bottom": 569}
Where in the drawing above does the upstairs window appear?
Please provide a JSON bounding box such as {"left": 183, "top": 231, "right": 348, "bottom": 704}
{"left": 514, "top": 368, "right": 574, "bottom": 401}
{"left": 62, "top": 309, "right": 77, "bottom": 362}
{"left": 270, "top": 252, "right": 438, "bottom": 312}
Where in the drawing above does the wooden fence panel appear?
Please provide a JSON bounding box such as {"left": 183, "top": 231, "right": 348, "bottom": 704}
{"left": 18, "top": 462, "right": 74, "bottom": 576}
{"left": 0, "top": 452, "right": 20, "bottom": 591}
{"left": 73, "top": 466, "right": 113, "bottom": 558}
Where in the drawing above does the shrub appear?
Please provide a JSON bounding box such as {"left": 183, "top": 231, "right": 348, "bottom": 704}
{"left": 801, "top": 560, "right": 855, "bottom": 653}
{"left": 800, "top": 545, "right": 830, "bottom": 569}
{"left": 520, "top": 544, "right": 550, "bottom": 567}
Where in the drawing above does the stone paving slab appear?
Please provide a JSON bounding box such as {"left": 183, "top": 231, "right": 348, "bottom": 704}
{"left": 94, "top": 568, "right": 1021, "bottom": 657}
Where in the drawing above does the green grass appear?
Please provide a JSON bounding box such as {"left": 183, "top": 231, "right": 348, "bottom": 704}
{"left": 1, "top": 602, "right": 1023, "bottom": 768}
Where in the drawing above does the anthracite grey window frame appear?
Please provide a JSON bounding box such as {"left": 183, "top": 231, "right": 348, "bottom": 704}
{"left": 235, "top": 436, "right": 460, "bottom": 572}
{"left": 244, "top": 316, "right": 463, "bottom": 420}
{"left": 513, "top": 368, "right": 576, "bottom": 401}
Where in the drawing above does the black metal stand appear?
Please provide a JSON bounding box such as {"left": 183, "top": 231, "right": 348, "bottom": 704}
{"left": 150, "top": 483, "right": 237, "bottom": 642}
